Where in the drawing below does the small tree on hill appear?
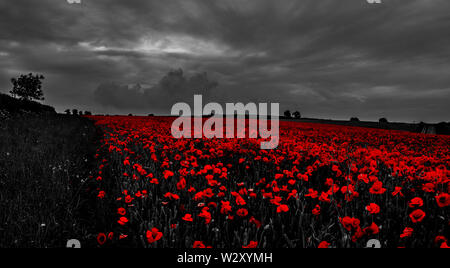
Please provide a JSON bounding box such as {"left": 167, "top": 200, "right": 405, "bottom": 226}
{"left": 72, "top": 109, "right": 78, "bottom": 116}
{"left": 350, "top": 117, "right": 360, "bottom": 122}
{"left": 284, "top": 110, "right": 292, "bottom": 119}
{"left": 379, "top": 118, "right": 388, "bottom": 124}
{"left": 293, "top": 111, "right": 301, "bottom": 119}
{"left": 10, "top": 73, "right": 45, "bottom": 101}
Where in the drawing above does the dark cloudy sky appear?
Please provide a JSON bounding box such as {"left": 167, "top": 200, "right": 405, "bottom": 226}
{"left": 1, "top": 0, "right": 450, "bottom": 122}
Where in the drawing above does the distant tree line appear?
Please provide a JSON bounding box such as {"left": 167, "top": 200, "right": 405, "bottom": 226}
{"left": 350, "top": 117, "right": 389, "bottom": 124}
{"left": 282, "top": 108, "right": 391, "bottom": 125}
{"left": 64, "top": 109, "right": 92, "bottom": 116}
{"left": 283, "top": 110, "right": 302, "bottom": 119}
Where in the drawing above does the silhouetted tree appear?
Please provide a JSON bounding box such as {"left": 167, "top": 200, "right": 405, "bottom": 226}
{"left": 350, "top": 117, "right": 360, "bottom": 122}
{"left": 10, "top": 73, "right": 45, "bottom": 101}
{"left": 78, "top": 111, "right": 83, "bottom": 116}
{"left": 379, "top": 118, "right": 389, "bottom": 124}
{"left": 293, "top": 111, "right": 301, "bottom": 119}
{"left": 64, "top": 109, "right": 71, "bottom": 115}
{"left": 84, "top": 111, "right": 92, "bottom": 116}
{"left": 284, "top": 110, "right": 292, "bottom": 119}
{"left": 72, "top": 109, "right": 78, "bottom": 116}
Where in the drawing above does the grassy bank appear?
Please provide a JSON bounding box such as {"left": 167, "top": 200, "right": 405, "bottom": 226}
{"left": 0, "top": 114, "right": 101, "bottom": 248}
{"left": 0, "top": 93, "right": 56, "bottom": 115}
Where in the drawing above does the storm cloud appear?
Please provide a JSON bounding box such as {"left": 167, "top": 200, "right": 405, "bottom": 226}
{"left": 1, "top": 0, "right": 450, "bottom": 121}
{"left": 93, "top": 69, "right": 218, "bottom": 113}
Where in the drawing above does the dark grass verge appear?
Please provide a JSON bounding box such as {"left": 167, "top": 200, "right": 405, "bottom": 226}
{"left": 0, "top": 114, "right": 102, "bottom": 248}
{"left": 0, "top": 93, "right": 56, "bottom": 114}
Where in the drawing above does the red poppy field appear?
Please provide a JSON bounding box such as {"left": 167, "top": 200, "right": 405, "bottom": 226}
{"left": 88, "top": 116, "right": 449, "bottom": 248}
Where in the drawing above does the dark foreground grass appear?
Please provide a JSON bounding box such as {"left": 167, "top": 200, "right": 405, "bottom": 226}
{"left": 0, "top": 114, "right": 101, "bottom": 248}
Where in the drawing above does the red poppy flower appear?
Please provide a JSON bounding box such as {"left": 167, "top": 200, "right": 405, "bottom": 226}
{"left": 358, "top": 174, "right": 369, "bottom": 184}
{"left": 340, "top": 217, "right": 353, "bottom": 231}
{"left": 198, "top": 208, "right": 212, "bottom": 224}
{"left": 262, "top": 191, "right": 274, "bottom": 199}
{"left": 249, "top": 217, "right": 262, "bottom": 228}
{"left": 400, "top": 227, "right": 414, "bottom": 238}
{"left": 422, "top": 183, "right": 435, "bottom": 193}
{"left": 409, "top": 209, "right": 426, "bottom": 223}
{"left": 236, "top": 208, "right": 249, "bottom": 217}
{"left": 392, "top": 187, "right": 404, "bottom": 197}
{"left": 366, "top": 203, "right": 380, "bottom": 214}
{"left": 187, "top": 187, "right": 196, "bottom": 194}
{"left": 436, "top": 193, "right": 450, "bottom": 208}
{"left": 305, "top": 189, "right": 318, "bottom": 199}
{"left": 164, "top": 192, "right": 180, "bottom": 201}
{"left": 324, "top": 178, "right": 333, "bottom": 187}
{"left": 363, "top": 222, "right": 380, "bottom": 235}
{"left": 243, "top": 241, "right": 258, "bottom": 248}
{"left": 312, "top": 205, "right": 321, "bottom": 216}
{"left": 220, "top": 201, "right": 232, "bottom": 215}
{"left": 409, "top": 197, "right": 424, "bottom": 208}
{"left": 203, "top": 188, "right": 214, "bottom": 198}
{"left": 340, "top": 217, "right": 360, "bottom": 232}
{"left": 319, "top": 192, "right": 330, "bottom": 203}
{"left": 332, "top": 165, "right": 339, "bottom": 172}
{"left": 352, "top": 227, "right": 365, "bottom": 243}
{"left": 116, "top": 233, "right": 127, "bottom": 239}
{"left": 182, "top": 214, "right": 194, "bottom": 222}
{"left": 97, "top": 191, "right": 106, "bottom": 199}
{"left": 297, "top": 173, "right": 309, "bottom": 182}
{"left": 146, "top": 228, "right": 163, "bottom": 243}
{"left": 117, "top": 207, "right": 126, "bottom": 216}
{"left": 193, "top": 241, "right": 206, "bottom": 248}
{"left": 369, "top": 181, "right": 386, "bottom": 195}
{"left": 235, "top": 195, "right": 247, "bottom": 206}
{"left": 318, "top": 241, "right": 330, "bottom": 248}
{"left": 177, "top": 177, "right": 187, "bottom": 190}
{"left": 435, "top": 236, "right": 447, "bottom": 245}
{"left": 277, "top": 204, "right": 289, "bottom": 213}
{"left": 351, "top": 218, "right": 361, "bottom": 230}
{"left": 124, "top": 195, "right": 134, "bottom": 203}
{"left": 270, "top": 196, "right": 282, "bottom": 206}
{"left": 117, "top": 217, "right": 129, "bottom": 225}
{"left": 163, "top": 170, "right": 174, "bottom": 179}
{"left": 97, "top": 233, "right": 107, "bottom": 245}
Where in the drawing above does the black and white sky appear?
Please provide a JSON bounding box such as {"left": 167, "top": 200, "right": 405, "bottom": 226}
{"left": 1, "top": 0, "right": 449, "bottom": 122}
